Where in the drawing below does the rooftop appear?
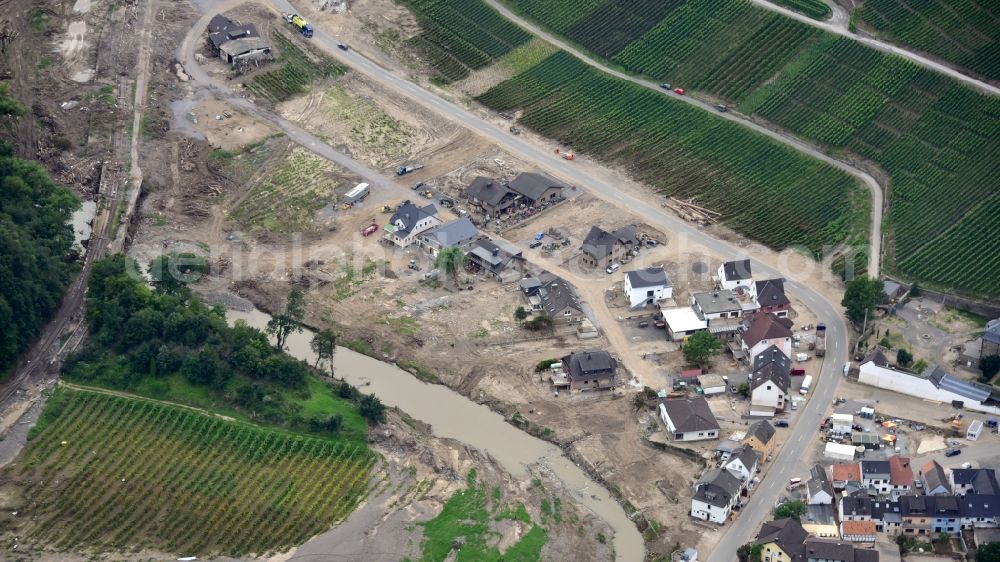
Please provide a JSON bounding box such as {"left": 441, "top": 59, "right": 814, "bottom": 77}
{"left": 888, "top": 456, "right": 913, "bottom": 487}
{"left": 721, "top": 259, "right": 752, "bottom": 282}
{"left": 562, "top": 350, "right": 616, "bottom": 381}
{"left": 661, "top": 397, "right": 720, "bottom": 434}
{"left": 832, "top": 463, "right": 862, "bottom": 482}
{"left": 626, "top": 266, "right": 670, "bottom": 289}
{"left": 757, "top": 518, "right": 808, "bottom": 550}
{"left": 861, "top": 460, "right": 890, "bottom": 476}
{"left": 581, "top": 225, "right": 636, "bottom": 258}
{"left": 467, "top": 176, "right": 516, "bottom": 207}
{"left": 422, "top": 217, "right": 477, "bottom": 248}
{"left": 388, "top": 202, "right": 437, "bottom": 237}
{"left": 746, "top": 420, "right": 776, "bottom": 445}
{"left": 921, "top": 459, "right": 949, "bottom": 492}
{"left": 841, "top": 520, "right": 877, "bottom": 536}
{"left": 661, "top": 307, "right": 708, "bottom": 333}
{"left": 507, "top": 172, "right": 565, "bottom": 201}
{"left": 692, "top": 289, "right": 741, "bottom": 316}
{"left": 741, "top": 312, "right": 793, "bottom": 348}
{"left": 985, "top": 318, "right": 1000, "bottom": 345}
{"left": 694, "top": 469, "right": 741, "bottom": 507}
{"left": 755, "top": 278, "right": 790, "bottom": 307}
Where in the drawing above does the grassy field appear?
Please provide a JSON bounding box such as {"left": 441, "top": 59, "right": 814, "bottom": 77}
{"left": 856, "top": 0, "right": 1000, "bottom": 81}
{"left": 477, "top": 51, "right": 870, "bottom": 258}
{"left": 2, "top": 386, "right": 379, "bottom": 556}
{"left": 230, "top": 146, "right": 355, "bottom": 233}
{"left": 245, "top": 32, "right": 346, "bottom": 102}
{"left": 399, "top": 0, "right": 533, "bottom": 82}
{"left": 405, "top": 0, "right": 1000, "bottom": 295}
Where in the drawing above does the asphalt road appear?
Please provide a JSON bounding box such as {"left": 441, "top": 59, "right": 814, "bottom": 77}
{"left": 750, "top": 0, "right": 1000, "bottom": 97}
{"left": 483, "top": 0, "right": 883, "bottom": 278}
{"left": 183, "top": 3, "right": 853, "bottom": 559}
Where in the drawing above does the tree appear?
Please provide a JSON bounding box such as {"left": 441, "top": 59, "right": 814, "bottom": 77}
{"left": 737, "top": 544, "right": 753, "bottom": 562}
{"left": 434, "top": 246, "right": 466, "bottom": 286}
{"left": 980, "top": 355, "right": 1000, "bottom": 380}
{"left": 359, "top": 394, "right": 385, "bottom": 424}
{"left": 310, "top": 329, "right": 337, "bottom": 376}
{"left": 909, "top": 282, "right": 921, "bottom": 297}
{"left": 266, "top": 288, "right": 305, "bottom": 350}
{"left": 514, "top": 306, "right": 528, "bottom": 321}
{"left": 148, "top": 253, "right": 207, "bottom": 295}
{"left": 773, "top": 500, "right": 807, "bottom": 521}
{"left": 737, "top": 382, "right": 750, "bottom": 398}
{"left": 978, "top": 542, "right": 1000, "bottom": 562}
{"left": 682, "top": 331, "right": 722, "bottom": 367}
{"left": 913, "top": 358, "right": 928, "bottom": 373}
{"left": 842, "top": 277, "right": 883, "bottom": 324}
{"left": 896, "top": 348, "right": 913, "bottom": 368}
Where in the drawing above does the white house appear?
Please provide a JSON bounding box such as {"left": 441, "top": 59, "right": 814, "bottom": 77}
{"left": 718, "top": 259, "right": 752, "bottom": 291}
{"left": 417, "top": 217, "right": 478, "bottom": 257}
{"left": 624, "top": 266, "right": 672, "bottom": 309}
{"left": 724, "top": 445, "right": 759, "bottom": 484}
{"left": 659, "top": 397, "right": 720, "bottom": 441}
{"left": 691, "top": 468, "right": 742, "bottom": 524}
{"left": 661, "top": 307, "right": 708, "bottom": 341}
{"left": 385, "top": 202, "right": 440, "bottom": 248}
{"left": 807, "top": 464, "right": 835, "bottom": 505}
{"left": 858, "top": 348, "right": 999, "bottom": 414}
{"left": 740, "top": 312, "right": 793, "bottom": 360}
{"left": 750, "top": 345, "right": 791, "bottom": 415}
{"left": 861, "top": 460, "right": 891, "bottom": 495}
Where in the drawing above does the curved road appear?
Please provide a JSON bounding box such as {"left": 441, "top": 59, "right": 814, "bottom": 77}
{"left": 184, "top": 2, "right": 853, "bottom": 559}
{"left": 483, "top": 0, "right": 882, "bottom": 278}
{"left": 751, "top": 0, "right": 1000, "bottom": 97}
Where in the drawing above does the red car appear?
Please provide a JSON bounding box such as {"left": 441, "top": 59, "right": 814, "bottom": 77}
{"left": 361, "top": 224, "right": 378, "bottom": 237}
{"left": 673, "top": 88, "right": 685, "bottom": 95}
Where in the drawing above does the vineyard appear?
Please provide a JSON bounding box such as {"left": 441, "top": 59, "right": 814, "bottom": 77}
{"left": 3, "top": 386, "right": 379, "bottom": 556}
{"left": 477, "top": 52, "right": 870, "bottom": 258}
{"left": 770, "top": 0, "right": 831, "bottom": 20}
{"left": 399, "top": 0, "right": 531, "bottom": 82}
{"left": 857, "top": 0, "right": 1000, "bottom": 81}
{"left": 245, "top": 32, "right": 346, "bottom": 102}
{"left": 231, "top": 146, "right": 356, "bottom": 233}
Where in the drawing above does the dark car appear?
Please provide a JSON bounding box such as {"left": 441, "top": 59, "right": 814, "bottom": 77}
{"left": 659, "top": 83, "right": 671, "bottom": 90}
{"left": 945, "top": 448, "right": 961, "bottom": 457}
{"left": 529, "top": 241, "right": 542, "bottom": 249}
{"left": 337, "top": 43, "right": 349, "bottom": 51}
{"left": 716, "top": 104, "right": 728, "bottom": 112}
{"left": 775, "top": 420, "right": 789, "bottom": 428}
{"left": 412, "top": 181, "right": 425, "bottom": 190}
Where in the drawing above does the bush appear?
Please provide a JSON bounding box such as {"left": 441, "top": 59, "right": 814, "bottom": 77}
{"left": 981, "top": 355, "right": 1000, "bottom": 380}
{"left": 535, "top": 359, "right": 560, "bottom": 372}
{"left": 522, "top": 315, "right": 553, "bottom": 331}
{"left": 896, "top": 348, "right": 913, "bottom": 368}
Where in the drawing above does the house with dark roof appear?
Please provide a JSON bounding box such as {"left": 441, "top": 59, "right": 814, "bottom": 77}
{"left": 808, "top": 464, "right": 835, "bottom": 505}
{"left": 580, "top": 225, "right": 637, "bottom": 269}
{"left": 802, "top": 538, "right": 879, "bottom": 562}
{"left": 658, "top": 397, "right": 720, "bottom": 441}
{"left": 927, "top": 494, "right": 962, "bottom": 534}
{"left": 983, "top": 318, "right": 1000, "bottom": 358}
{"left": 740, "top": 312, "right": 794, "bottom": 360}
{"left": 960, "top": 494, "right": 1000, "bottom": 529}
{"left": 537, "top": 274, "right": 584, "bottom": 324}
{"left": 754, "top": 278, "right": 791, "bottom": 317}
{"left": 507, "top": 172, "right": 565, "bottom": 205}
{"left": 839, "top": 496, "right": 902, "bottom": 532}
{"left": 724, "top": 445, "right": 759, "bottom": 483}
{"left": 466, "top": 239, "right": 524, "bottom": 282}
{"left": 750, "top": 345, "right": 792, "bottom": 414}
{"left": 861, "top": 460, "right": 892, "bottom": 495}
{"left": 206, "top": 16, "right": 260, "bottom": 53}
{"left": 690, "top": 468, "right": 742, "bottom": 524}
{"left": 466, "top": 177, "right": 518, "bottom": 218}
{"left": 859, "top": 357, "right": 1000, "bottom": 414}
{"left": 758, "top": 518, "right": 809, "bottom": 561}
{"left": 418, "top": 217, "right": 478, "bottom": 257}
{"left": 718, "top": 259, "right": 752, "bottom": 291}
{"left": 899, "top": 495, "right": 931, "bottom": 535}
{"left": 744, "top": 420, "right": 777, "bottom": 461}
{"left": 560, "top": 350, "right": 617, "bottom": 392}
{"left": 385, "top": 202, "right": 440, "bottom": 248}
{"left": 921, "top": 460, "right": 950, "bottom": 495}
{"left": 951, "top": 468, "right": 1000, "bottom": 496}
{"left": 624, "top": 267, "right": 672, "bottom": 309}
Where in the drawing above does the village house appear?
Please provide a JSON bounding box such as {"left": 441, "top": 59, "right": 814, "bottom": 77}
{"left": 691, "top": 468, "right": 742, "bottom": 524}
{"left": 718, "top": 259, "right": 753, "bottom": 291}
{"left": 888, "top": 456, "right": 914, "bottom": 498}
{"left": 580, "top": 225, "right": 638, "bottom": 269}
{"left": 858, "top": 352, "right": 1000, "bottom": 414}
{"left": 754, "top": 278, "right": 791, "bottom": 317}
{"left": 839, "top": 496, "right": 902, "bottom": 532}
{"left": 417, "top": 217, "right": 478, "bottom": 257}
{"left": 757, "top": 518, "right": 808, "bottom": 562}
{"left": 465, "top": 239, "right": 524, "bottom": 282}
{"left": 466, "top": 177, "right": 518, "bottom": 218}
{"left": 920, "top": 459, "right": 951, "bottom": 495}
{"left": 740, "top": 312, "right": 794, "bottom": 360}
{"left": 744, "top": 420, "right": 777, "bottom": 461}
{"left": 661, "top": 307, "right": 708, "bottom": 341}
{"left": 659, "top": 397, "right": 720, "bottom": 441}
{"left": 802, "top": 538, "right": 879, "bottom": 562}
{"left": 899, "top": 496, "right": 935, "bottom": 536}
{"left": 861, "top": 460, "right": 892, "bottom": 495}
{"left": 385, "top": 202, "right": 440, "bottom": 248}
{"left": 537, "top": 275, "right": 584, "bottom": 324}
{"left": 691, "top": 289, "right": 744, "bottom": 324}
{"left": 749, "top": 345, "right": 792, "bottom": 416}
{"left": 724, "top": 445, "right": 759, "bottom": 484}
{"left": 219, "top": 37, "right": 272, "bottom": 65}
{"left": 206, "top": 15, "right": 258, "bottom": 52}
{"left": 507, "top": 172, "right": 565, "bottom": 206}
{"left": 624, "top": 266, "right": 672, "bottom": 309}
{"left": 808, "top": 464, "right": 835, "bottom": 505}
{"left": 831, "top": 463, "right": 862, "bottom": 491}
{"left": 950, "top": 467, "right": 999, "bottom": 495}
{"left": 839, "top": 520, "right": 877, "bottom": 543}
{"left": 803, "top": 503, "right": 840, "bottom": 538}
{"left": 560, "top": 350, "right": 617, "bottom": 392}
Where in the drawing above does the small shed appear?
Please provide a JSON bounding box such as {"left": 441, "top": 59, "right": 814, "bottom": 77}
{"left": 700, "top": 374, "right": 727, "bottom": 395}
{"left": 851, "top": 432, "right": 880, "bottom": 450}
{"left": 967, "top": 419, "right": 984, "bottom": 441}
{"left": 824, "top": 442, "right": 857, "bottom": 461}
{"left": 831, "top": 413, "right": 854, "bottom": 434}
{"left": 858, "top": 407, "right": 875, "bottom": 419}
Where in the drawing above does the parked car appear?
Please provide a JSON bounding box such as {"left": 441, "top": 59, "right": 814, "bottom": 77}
{"left": 775, "top": 420, "right": 789, "bottom": 428}
{"left": 529, "top": 241, "right": 542, "bottom": 249}
{"left": 673, "top": 88, "right": 685, "bottom": 95}
{"left": 637, "top": 320, "right": 650, "bottom": 328}
{"left": 945, "top": 448, "right": 961, "bottom": 457}
{"left": 337, "top": 43, "right": 349, "bottom": 51}
{"left": 716, "top": 104, "right": 727, "bottom": 112}
{"left": 606, "top": 263, "right": 621, "bottom": 274}
{"left": 412, "top": 181, "right": 425, "bottom": 190}
{"left": 659, "top": 83, "right": 671, "bottom": 90}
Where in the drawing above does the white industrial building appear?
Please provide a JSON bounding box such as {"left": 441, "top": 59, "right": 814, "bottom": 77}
{"left": 825, "top": 442, "right": 857, "bottom": 461}
{"left": 858, "top": 351, "right": 999, "bottom": 414}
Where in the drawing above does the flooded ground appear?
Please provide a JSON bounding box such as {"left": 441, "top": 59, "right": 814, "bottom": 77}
{"left": 70, "top": 200, "right": 97, "bottom": 254}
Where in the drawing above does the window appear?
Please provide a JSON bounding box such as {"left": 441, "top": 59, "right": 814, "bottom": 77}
{"left": 767, "top": 385, "right": 772, "bottom": 390}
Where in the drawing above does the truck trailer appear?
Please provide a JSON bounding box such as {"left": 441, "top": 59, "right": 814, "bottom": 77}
{"left": 815, "top": 323, "right": 827, "bottom": 357}
{"left": 342, "top": 182, "right": 370, "bottom": 205}
{"left": 799, "top": 375, "right": 813, "bottom": 395}
{"left": 282, "top": 13, "right": 313, "bottom": 38}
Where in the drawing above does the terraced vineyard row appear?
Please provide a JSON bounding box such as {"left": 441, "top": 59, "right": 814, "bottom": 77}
{"left": 8, "top": 387, "right": 379, "bottom": 556}
{"left": 231, "top": 147, "right": 355, "bottom": 233}
{"left": 245, "top": 32, "right": 346, "bottom": 102}
{"left": 857, "top": 0, "right": 1000, "bottom": 81}
{"left": 400, "top": 0, "right": 531, "bottom": 82}
{"left": 477, "top": 52, "right": 869, "bottom": 257}
{"left": 770, "top": 0, "right": 832, "bottom": 20}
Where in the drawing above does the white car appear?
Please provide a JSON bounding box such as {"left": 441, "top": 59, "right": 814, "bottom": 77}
{"left": 606, "top": 263, "right": 620, "bottom": 274}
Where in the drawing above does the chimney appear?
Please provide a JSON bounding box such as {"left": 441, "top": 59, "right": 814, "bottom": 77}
{"left": 492, "top": 248, "right": 499, "bottom": 257}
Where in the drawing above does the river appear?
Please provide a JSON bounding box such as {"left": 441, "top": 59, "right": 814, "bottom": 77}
{"left": 227, "top": 308, "right": 644, "bottom": 561}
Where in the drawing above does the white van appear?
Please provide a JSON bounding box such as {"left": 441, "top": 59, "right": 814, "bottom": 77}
{"left": 606, "top": 263, "right": 621, "bottom": 274}
{"left": 843, "top": 362, "right": 851, "bottom": 375}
